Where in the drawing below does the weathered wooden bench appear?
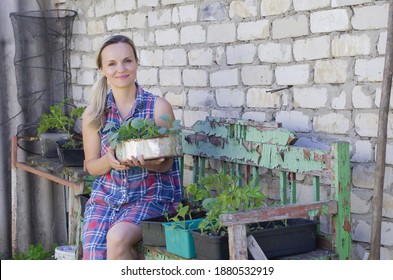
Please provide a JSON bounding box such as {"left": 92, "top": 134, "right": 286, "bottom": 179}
{"left": 65, "top": 116, "right": 350, "bottom": 260}
{"left": 163, "top": 116, "right": 351, "bottom": 260}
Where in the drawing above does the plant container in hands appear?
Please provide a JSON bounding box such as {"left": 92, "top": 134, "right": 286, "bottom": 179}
{"left": 115, "top": 134, "right": 183, "bottom": 161}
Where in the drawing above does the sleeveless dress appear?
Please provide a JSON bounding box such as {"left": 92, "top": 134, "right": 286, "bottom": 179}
{"left": 82, "top": 83, "right": 182, "bottom": 260}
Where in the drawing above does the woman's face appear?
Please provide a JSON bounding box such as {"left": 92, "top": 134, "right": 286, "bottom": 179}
{"left": 100, "top": 42, "right": 138, "bottom": 90}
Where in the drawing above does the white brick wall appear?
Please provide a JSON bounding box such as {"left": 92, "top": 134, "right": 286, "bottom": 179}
{"left": 210, "top": 69, "right": 238, "bottom": 87}
{"left": 207, "top": 23, "right": 236, "bottom": 43}
{"left": 156, "top": 28, "right": 179, "bottom": 46}
{"left": 183, "top": 69, "right": 208, "bottom": 87}
{"left": 293, "top": 0, "right": 330, "bottom": 11}
{"left": 272, "top": 15, "right": 309, "bottom": 39}
{"left": 140, "top": 50, "right": 163, "bottom": 67}
{"left": 261, "top": 0, "right": 291, "bottom": 16}
{"left": 227, "top": 44, "right": 256, "bottom": 64}
{"left": 314, "top": 59, "right": 349, "bottom": 83}
{"left": 229, "top": 0, "right": 258, "bottom": 18}
{"left": 164, "top": 49, "right": 187, "bottom": 66}
{"left": 180, "top": 25, "right": 205, "bottom": 44}
{"left": 64, "top": 0, "right": 393, "bottom": 258}
{"left": 276, "top": 64, "right": 311, "bottom": 85}
{"left": 127, "top": 12, "right": 146, "bottom": 29}
{"left": 293, "top": 36, "right": 330, "bottom": 61}
{"left": 352, "top": 4, "right": 389, "bottom": 30}
{"left": 332, "top": 34, "right": 371, "bottom": 57}
{"left": 238, "top": 20, "right": 269, "bottom": 41}
{"left": 314, "top": 112, "right": 351, "bottom": 134}
{"left": 216, "top": 88, "right": 244, "bottom": 107}
{"left": 246, "top": 88, "right": 281, "bottom": 108}
{"left": 293, "top": 87, "right": 328, "bottom": 108}
{"left": 355, "top": 57, "right": 384, "bottom": 82}
{"left": 258, "top": 42, "right": 292, "bottom": 63}
{"left": 241, "top": 65, "right": 273, "bottom": 86}
{"left": 188, "top": 48, "right": 212, "bottom": 66}
{"left": 310, "top": 9, "right": 351, "bottom": 33}
{"left": 276, "top": 110, "right": 311, "bottom": 132}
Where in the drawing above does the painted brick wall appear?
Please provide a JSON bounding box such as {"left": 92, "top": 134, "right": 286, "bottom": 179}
{"left": 56, "top": 0, "right": 393, "bottom": 259}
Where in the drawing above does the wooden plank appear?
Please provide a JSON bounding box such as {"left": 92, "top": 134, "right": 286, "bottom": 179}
{"left": 313, "top": 176, "right": 320, "bottom": 202}
{"left": 370, "top": 0, "right": 393, "bottom": 260}
{"left": 11, "top": 136, "right": 18, "bottom": 257}
{"left": 15, "top": 162, "right": 83, "bottom": 192}
{"left": 191, "top": 117, "right": 297, "bottom": 145}
{"left": 331, "top": 142, "right": 351, "bottom": 260}
{"left": 247, "top": 235, "right": 268, "bottom": 260}
{"left": 68, "top": 186, "right": 82, "bottom": 245}
{"left": 289, "top": 172, "right": 296, "bottom": 204}
{"left": 220, "top": 200, "right": 338, "bottom": 226}
{"left": 183, "top": 136, "right": 331, "bottom": 175}
{"left": 280, "top": 171, "right": 287, "bottom": 205}
{"left": 228, "top": 224, "right": 248, "bottom": 260}
{"left": 245, "top": 127, "right": 298, "bottom": 145}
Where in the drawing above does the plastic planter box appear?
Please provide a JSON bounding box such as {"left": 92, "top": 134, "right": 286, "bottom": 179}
{"left": 163, "top": 218, "right": 203, "bottom": 259}
{"left": 191, "top": 218, "right": 318, "bottom": 260}
{"left": 141, "top": 211, "right": 205, "bottom": 247}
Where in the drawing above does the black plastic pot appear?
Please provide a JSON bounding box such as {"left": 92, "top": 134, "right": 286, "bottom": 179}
{"left": 56, "top": 140, "right": 84, "bottom": 167}
{"left": 252, "top": 218, "right": 319, "bottom": 259}
{"left": 191, "top": 229, "right": 229, "bottom": 260}
{"left": 191, "top": 218, "right": 318, "bottom": 260}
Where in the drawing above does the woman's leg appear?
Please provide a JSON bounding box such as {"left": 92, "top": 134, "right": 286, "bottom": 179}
{"left": 106, "top": 222, "right": 142, "bottom": 260}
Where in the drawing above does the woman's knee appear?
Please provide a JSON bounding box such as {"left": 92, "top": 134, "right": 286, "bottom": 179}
{"left": 107, "top": 222, "right": 142, "bottom": 247}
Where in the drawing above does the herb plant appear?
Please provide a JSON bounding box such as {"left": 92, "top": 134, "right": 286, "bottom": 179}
{"left": 105, "top": 114, "right": 182, "bottom": 149}
{"left": 185, "top": 171, "right": 266, "bottom": 236}
{"left": 13, "top": 243, "right": 56, "bottom": 260}
{"left": 164, "top": 202, "right": 194, "bottom": 229}
{"left": 38, "top": 99, "right": 86, "bottom": 149}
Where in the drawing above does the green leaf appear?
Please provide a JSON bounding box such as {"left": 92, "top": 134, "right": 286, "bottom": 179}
{"left": 177, "top": 205, "right": 189, "bottom": 218}
{"left": 130, "top": 118, "right": 145, "bottom": 129}
{"left": 202, "top": 198, "right": 216, "bottom": 211}
{"left": 157, "top": 127, "right": 167, "bottom": 135}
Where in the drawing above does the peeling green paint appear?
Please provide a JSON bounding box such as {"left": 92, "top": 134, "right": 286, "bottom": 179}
{"left": 321, "top": 204, "right": 329, "bottom": 216}
{"left": 183, "top": 135, "right": 330, "bottom": 174}
{"left": 246, "top": 127, "right": 297, "bottom": 145}
{"left": 192, "top": 120, "right": 228, "bottom": 138}
{"left": 308, "top": 209, "right": 319, "bottom": 218}
{"left": 332, "top": 142, "right": 351, "bottom": 260}
{"left": 192, "top": 118, "right": 297, "bottom": 145}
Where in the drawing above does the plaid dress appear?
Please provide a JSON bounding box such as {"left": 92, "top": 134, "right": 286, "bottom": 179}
{"left": 82, "top": 84, "right": 182, "bottom": 259}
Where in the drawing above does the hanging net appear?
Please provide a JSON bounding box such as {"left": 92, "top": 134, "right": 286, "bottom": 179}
{"left": 10, "top": 9, "right": 77, "bottom": 139}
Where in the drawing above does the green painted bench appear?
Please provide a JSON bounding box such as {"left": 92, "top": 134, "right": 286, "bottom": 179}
{"left": 179, "top": 117, "right": 351, "bottom": 260}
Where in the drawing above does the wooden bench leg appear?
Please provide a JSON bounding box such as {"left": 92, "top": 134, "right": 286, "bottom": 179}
{"left": 228, "top": 224, "right": 248, "bottom": 260}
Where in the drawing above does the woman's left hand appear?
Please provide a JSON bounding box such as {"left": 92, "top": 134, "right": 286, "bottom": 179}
{"left": 125, "top": 156, "right": 165, "bottom": 170}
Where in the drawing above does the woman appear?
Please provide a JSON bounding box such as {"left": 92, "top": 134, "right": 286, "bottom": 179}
{"left": 81, "top": 35, "right": 182, "bottom": 260}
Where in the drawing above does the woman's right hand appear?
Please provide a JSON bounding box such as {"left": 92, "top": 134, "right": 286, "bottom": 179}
{"left": 106, "top": 147, "right": 130, "bottom": 171}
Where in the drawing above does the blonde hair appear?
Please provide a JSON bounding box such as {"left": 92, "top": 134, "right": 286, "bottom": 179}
{"left": 86, "top": 35, "right": 139, "bottom": 130}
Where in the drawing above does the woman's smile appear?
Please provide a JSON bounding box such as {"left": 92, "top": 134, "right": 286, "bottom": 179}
{"left": 116, "top": 74, "right": 129, "bottom": 80}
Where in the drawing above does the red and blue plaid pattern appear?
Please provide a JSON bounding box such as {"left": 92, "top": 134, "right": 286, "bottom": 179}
{"left": 82, "top": 83, "right": 182, "bottom": 259}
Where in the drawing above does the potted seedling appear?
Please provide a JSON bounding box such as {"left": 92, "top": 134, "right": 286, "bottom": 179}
{"left": 104, "top": 114, "right": 183, "bottom": 162}
{"left": 140, "top": 200, "right": 205, "bottom": 247}
{"left": 161, "top": 203, "right": 204, "bottom": 259}
{"left": 187, "top": 171, "right": 319, "bottom": 260}
{"left": 37, "top": 99, "right": 86, "bottom": 166}
{"left": 186, "top": 171, "right": 266, "bottom": 259}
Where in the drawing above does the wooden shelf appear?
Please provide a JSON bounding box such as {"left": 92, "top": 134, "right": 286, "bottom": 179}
{"left": 11, "top": 136, "right": 87, "bottom": 257}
